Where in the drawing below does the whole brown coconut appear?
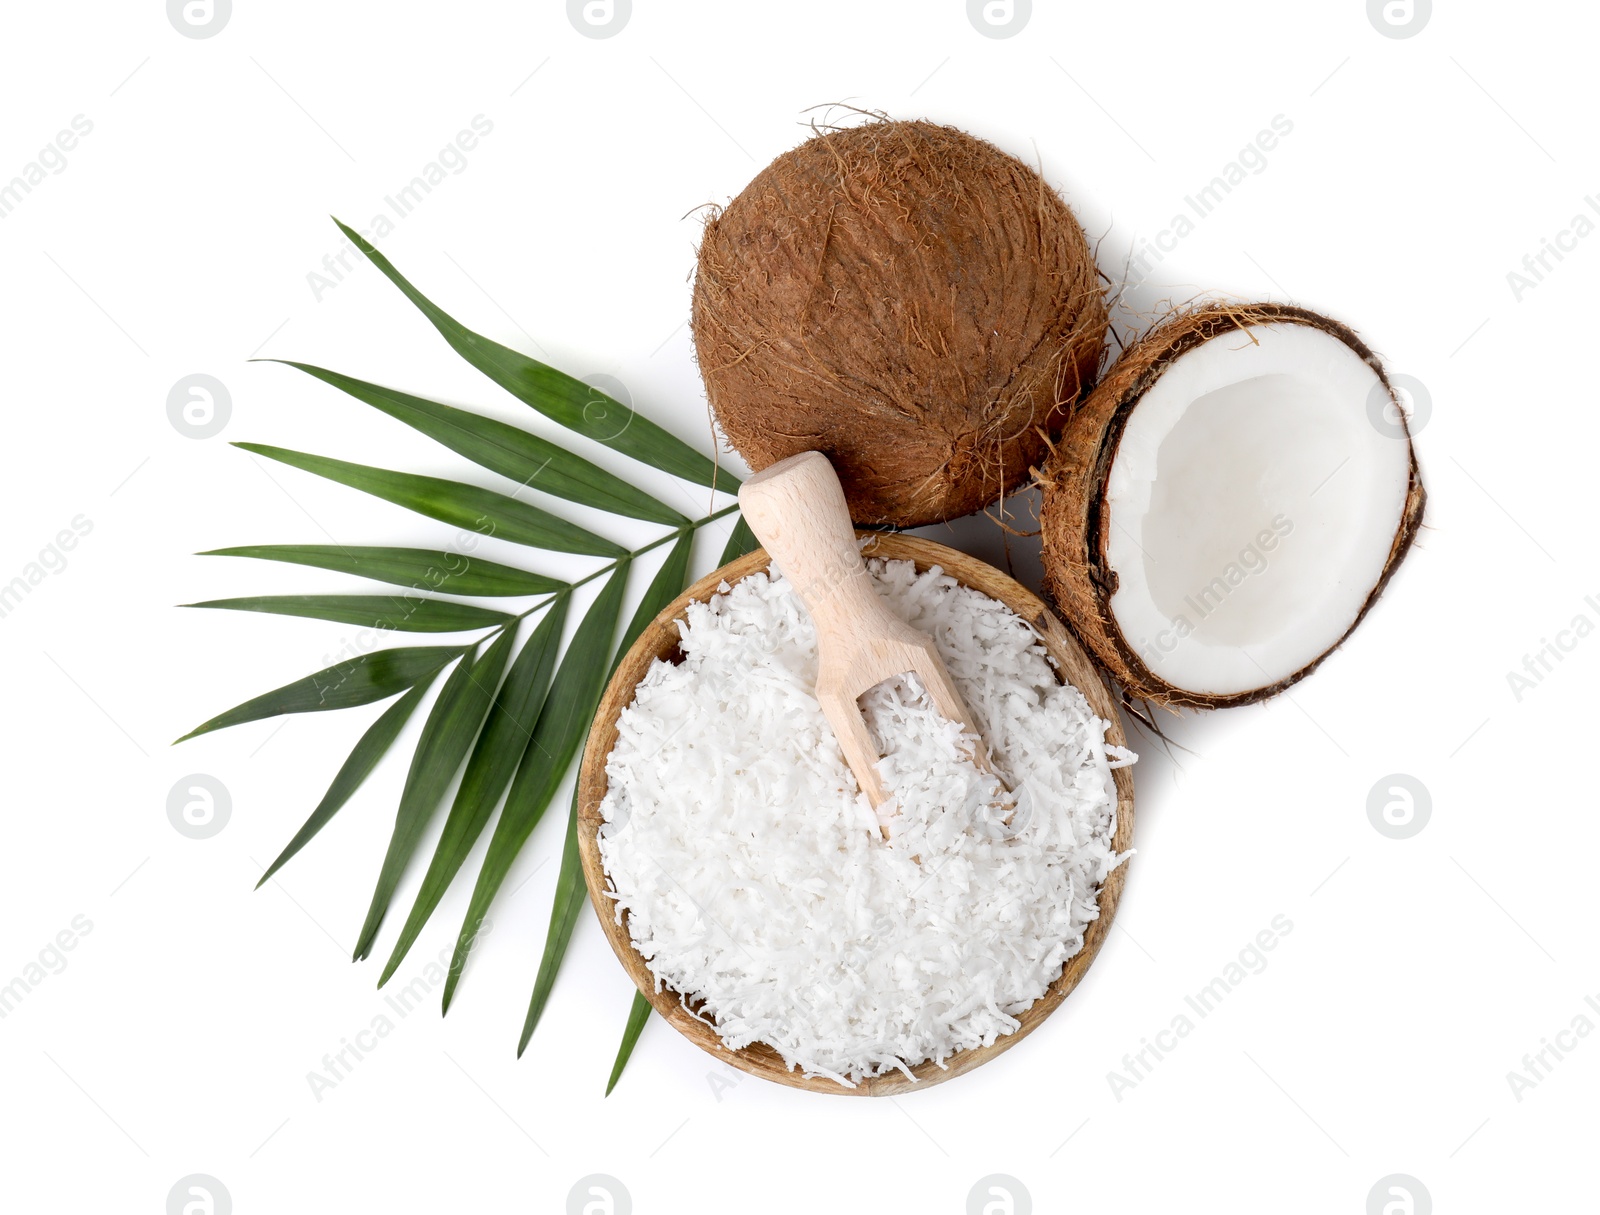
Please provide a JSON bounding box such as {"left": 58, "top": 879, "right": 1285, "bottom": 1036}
{"left": 693, "top": 119, "right": 1107, "bottom": 527}
{"left": 1039, "top": 302, "right": 1426, "bottom": 709}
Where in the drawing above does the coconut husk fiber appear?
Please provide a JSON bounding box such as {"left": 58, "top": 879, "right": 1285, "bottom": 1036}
{"left": 693, "top": 118, "right": 1107, "bottom": 527}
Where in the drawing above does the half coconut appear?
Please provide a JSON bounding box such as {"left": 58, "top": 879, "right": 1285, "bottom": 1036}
{"left": 1040, "top": 302, "right": 1425, "bottom": 708}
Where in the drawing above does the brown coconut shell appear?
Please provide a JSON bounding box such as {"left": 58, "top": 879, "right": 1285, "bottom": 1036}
{"left": 693, "top": 118, "right": 1107, "bottom": 528}
{"left": 1039, "top": 301, "right": 1427, "bottom": 709}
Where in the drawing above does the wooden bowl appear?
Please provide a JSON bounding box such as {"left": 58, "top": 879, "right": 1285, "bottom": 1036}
{"left": 576, "top": 532, "right": 1135, "bottom": 1095}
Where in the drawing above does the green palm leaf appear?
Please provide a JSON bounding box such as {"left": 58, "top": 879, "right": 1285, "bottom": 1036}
{"left": 331, "top": 218, "right": 737, "bottom": 494}
{"left": 606, "top": 992, "right": 653, "bottom": 1096}
{"left": 518, "top": 530, "right": 697, "bottom": 1052}
{"left": 377, "top": 596, "right": 571, "bottom": 986}
{"left": 200, "top": 545, "right": 566, "bottom": 598}
{"left": 271, "top": 362, "right": 689, "bottom": 527}
{"left": 182, "top": 595, "right": 513, "bottom": 633}
{"left": 718, "top": 515, "right": 759, "bottom": 565}
{"left": 177, "top": 645, "right": 461, "bottom": 742}
{"left": 353, "top": 629, "right": 516, "bottom": 961}
{"left": 236, "top": 443, "right": 625, "bottom": 558}
{"left": 441, "top": 560, "right": 633, "bottom": 1013}
{"left": 256, "top": 678, "right": 435, "bottom": 888}
{"left": 611, "top": 530, "right": 696, "bottom": 672}
{"left": 188, "top": 221, "right": 770, "bottom": 1082}
{"left": 519, "top": 793, "right": 585, "bottom": 1057}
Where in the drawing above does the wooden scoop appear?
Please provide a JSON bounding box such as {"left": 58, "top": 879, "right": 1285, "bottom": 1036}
{"left": 738, "top": 452, "right": 1004, "bottom": 823}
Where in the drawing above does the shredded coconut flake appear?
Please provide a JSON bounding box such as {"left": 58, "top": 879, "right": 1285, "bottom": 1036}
{"left": 598, "top": 556, "right": 1134, "bottom": 1085}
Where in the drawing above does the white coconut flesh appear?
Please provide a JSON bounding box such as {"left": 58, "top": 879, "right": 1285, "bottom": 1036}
{"left": 1103, "top": 322, "right": 1411, "bottom": 697}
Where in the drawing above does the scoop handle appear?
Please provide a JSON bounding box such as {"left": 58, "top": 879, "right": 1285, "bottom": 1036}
{"left": 736, "top": 452, "right": 886, "bottom": 641}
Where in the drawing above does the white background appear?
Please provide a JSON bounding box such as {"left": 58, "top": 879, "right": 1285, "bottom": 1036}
{"left": 1, "top": 1, "right": 1593, "bottom": 1211}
